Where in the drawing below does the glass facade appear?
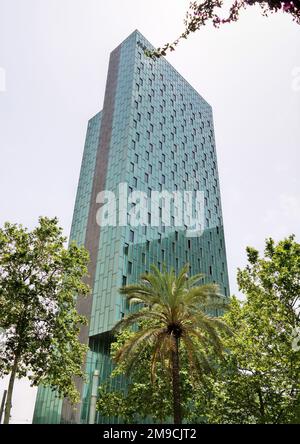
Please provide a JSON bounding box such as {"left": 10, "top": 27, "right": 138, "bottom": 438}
{"left": 33, "top": 30, "right": 229, "bottom": 424}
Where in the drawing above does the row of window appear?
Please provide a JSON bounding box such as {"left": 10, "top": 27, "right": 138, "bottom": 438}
{"left": 136, "top": 52, "right": 201, "bottom": 114}
{"left": 133, "top": 97, "right": 212, "bottom": 135}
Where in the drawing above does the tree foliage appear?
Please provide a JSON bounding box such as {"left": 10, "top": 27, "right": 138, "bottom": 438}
{"left": 195, "top": 236, "right": 300, "bottom": 423}
{"left": 147, "top": 1, "right": 300, "bottom": 58}
{"left": 0, "top": 217, "right": 90, "bottom": 423}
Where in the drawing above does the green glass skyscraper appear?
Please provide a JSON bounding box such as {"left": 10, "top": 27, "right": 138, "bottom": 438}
{"left": 33, "top": 30, "right": 229, "bottom": 424}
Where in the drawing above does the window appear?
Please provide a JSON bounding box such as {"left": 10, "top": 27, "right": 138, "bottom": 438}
{"left": 133, "top": 177, "right": 137, "bottom": 187}
{"left": 145, "top": 173, "right": 149, "bottom": 183}
{"left": 134, "top": 153, "right": 139, "bottom": 163}
{"left": 136, "top": 133, "right": 140, "bottom": 141}
{"left": 130, "top": 162, "right": 134, "bottom": 172}
{"left": 130, "top": 230, "right": 134, "bottom": 242}
{"left": 128, "top": 261, "right": 132, "bottom": 274}
{"left": 149, "top": 164, "right": 152, "bottom": 173}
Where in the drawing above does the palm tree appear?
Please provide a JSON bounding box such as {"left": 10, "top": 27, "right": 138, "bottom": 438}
{"left": 112, "top": 264, "right": 230, "bottom": 424}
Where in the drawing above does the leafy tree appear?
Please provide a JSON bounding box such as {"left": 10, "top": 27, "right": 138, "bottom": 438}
{"left": 147, "top": 1, "right": 300, "bottom": 58}
{"left": 107, "top": 264, "right": 229, "bottom": 424}
{"left": 0, "top": 217, "right": 90, "bottom": 424}
{"left": 198, "top": 236, "right": 300, "bottom": 423}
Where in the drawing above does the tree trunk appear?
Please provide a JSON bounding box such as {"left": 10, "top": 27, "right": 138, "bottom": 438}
{"left": 171, "top": 336, "right": 182, "bottom": 424}
{"left": 3, "top": 354, "right": 19, "bottom": 424}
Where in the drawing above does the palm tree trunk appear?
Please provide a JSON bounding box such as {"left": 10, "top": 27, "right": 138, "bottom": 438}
{"left": 3, "top": 354, "right": 19, "bottom": 424}
{"left": 171, "top": 336, "right": 182, "bottom": 424}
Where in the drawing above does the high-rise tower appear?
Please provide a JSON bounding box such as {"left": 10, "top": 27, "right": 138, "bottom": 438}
{"left": 33, "top": 30, "right": 229, "bottom": 424}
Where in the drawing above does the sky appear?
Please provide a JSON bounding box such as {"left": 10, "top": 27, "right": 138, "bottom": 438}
{"left": 0, "top": 0, "right": 299, "bottom": 424}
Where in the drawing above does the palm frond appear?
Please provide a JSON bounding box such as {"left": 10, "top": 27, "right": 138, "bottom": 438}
{"left": 112, "top": 309, "right": 164, "bottom": 333}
